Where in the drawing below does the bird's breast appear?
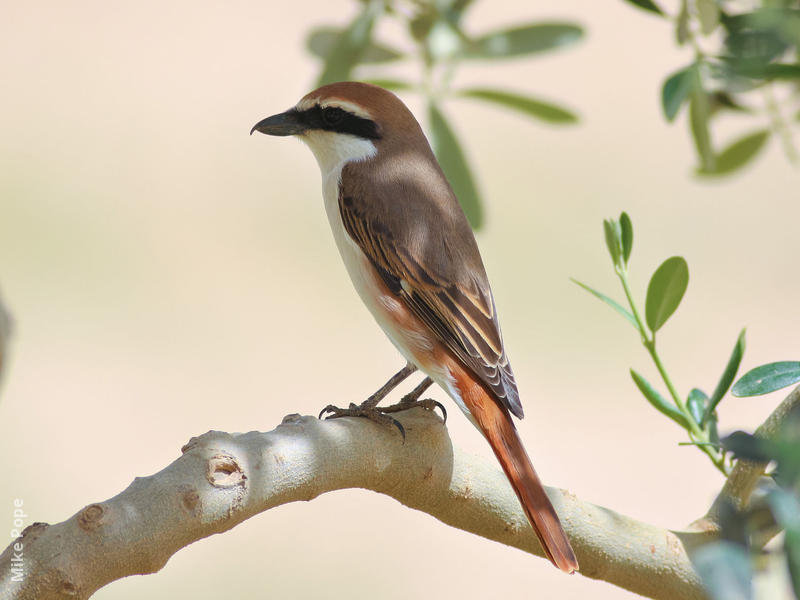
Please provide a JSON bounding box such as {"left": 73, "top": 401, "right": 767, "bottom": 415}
{"left": 319, "top": 166, "right": 474, "bottom": 422}
{"left": 321, "top": 170, "right": 418, "bottom": 357}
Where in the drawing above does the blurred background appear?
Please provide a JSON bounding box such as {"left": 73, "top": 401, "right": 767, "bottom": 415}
{"left": 0, "top": 1, "right": 798, "bottom": 598}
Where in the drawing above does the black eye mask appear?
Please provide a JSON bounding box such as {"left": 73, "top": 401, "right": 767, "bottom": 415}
{"left": 296, "top": 104, "right": 381, "bottom": 139}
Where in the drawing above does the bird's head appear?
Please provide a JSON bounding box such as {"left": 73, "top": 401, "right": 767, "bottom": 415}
{"left": 251, "top": 81, "right": 427, "bottom": 174}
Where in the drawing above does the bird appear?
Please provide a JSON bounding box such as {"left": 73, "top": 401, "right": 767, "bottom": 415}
{"left": 251, "top": 81, "right": 578, "bottom": 573}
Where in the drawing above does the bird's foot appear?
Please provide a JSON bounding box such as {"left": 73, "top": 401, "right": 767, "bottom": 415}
{"left": 319, "top": 401, "right": 408, "bottom": 439}
{"left": 318, "top": 374, "right": 443, "bottom": 441}
{"left": 379, "top": 395, "right": 447, "bottom": 424}
{"left": 377, "top": 376, "right": 446, "bottom": 423}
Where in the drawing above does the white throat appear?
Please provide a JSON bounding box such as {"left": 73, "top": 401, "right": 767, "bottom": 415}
{"left": 303, "top": 129, "right": 404, "bottom": 371}
{"left": 301, "top": 130, "right": 376, "bottom": 180}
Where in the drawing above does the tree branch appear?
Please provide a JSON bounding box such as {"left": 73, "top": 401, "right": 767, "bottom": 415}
{"left": 0, "top": 408, "right": 709, "bottom": 599}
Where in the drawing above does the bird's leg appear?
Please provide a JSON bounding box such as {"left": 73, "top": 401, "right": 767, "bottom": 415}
{"left": 362, "top": 362, "right": 418, "bottom": 410}
{"left": 319, "top": 368, "right": 446, "bottom": 441}
{"left": 379, "top": 377, "right": 447, "bottom": 424}
{"left": 319, "top": 363, "right": 418, "bottom": 436}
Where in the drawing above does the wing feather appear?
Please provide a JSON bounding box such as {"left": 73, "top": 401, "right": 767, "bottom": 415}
{"left": 338, "top": 169, "right": 523, "bottom": 418}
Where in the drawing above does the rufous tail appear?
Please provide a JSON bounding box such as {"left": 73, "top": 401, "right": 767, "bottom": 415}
{"left": 452, "top": 367, "right": 579, "bottom": 573}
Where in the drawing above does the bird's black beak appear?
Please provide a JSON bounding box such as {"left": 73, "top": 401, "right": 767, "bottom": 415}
{"left": 250, "top": 109, "right": 307, "bottom": 136}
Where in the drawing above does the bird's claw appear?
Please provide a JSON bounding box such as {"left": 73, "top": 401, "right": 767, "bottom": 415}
{"left": 318, "top": 403, "right": 359, "bottom": 420}
{"left": 383, "top": 396, "right": 447, "bottom": 424}
{"left": 318, "top": 402, "right": 407, "bottom": 441}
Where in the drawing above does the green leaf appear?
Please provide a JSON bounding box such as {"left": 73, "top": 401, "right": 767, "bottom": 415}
{"left": 645, "top": 256, "right": 689, "bottom": 333}
{"left": 630, "top": 369, "right": 690, "bottom": 428}
{"left": 777, "top": 489, "right": 800, "bottom": 599}
{"left": 409, "top": 9, "right": 436, "bottom": 43}
{"left": 696, "top": 0, "right": 720, "bottom": 35}
{"left": 457, "top": 88, "right": 578, "bottom": 124}
{"left": 570, "top": 279, "right": 637, "bottom": 328}
{"left": 772, "top": 413, "right": 800, "bottom": 486}
{"left": 464, "top": 23, "right": 584, "bottom": 60}
{"left": 761, "top": 64, "right": 800, "bottom": 80}
{"left": 724, "top": 19, "right": 791, "bottom": 65}
{"left": 687, "top": 388, "right": 709, "bottom": 424}
{"left": 306, "top": 27, "right": 404, "bottom": 64}
{"left": 708, "top": 416, "right": 720, "bottom": 445}
{"left": 308, "top": 28, "right": 342, "bottom": 59}
{"left": 603, "top": 219, "right": 622, "bottom": 267}
{"left": 722, "top": 430, "right": 777, "bottom": 462}
{"left": 732, "top": 361, "right": 800, "bottom": 397}
{"left": 438, "top": 0, "right": 475, "bottom": 26}
{"left": 768, "top": 489, "right": 800, "bottom": 531}
{"left": 362, "top": 78, "right": 414, "bottom": 91}
{"left": 689, "top": 81, "right": 715, "bottom": 172}
{"left": 709, "top": 92, "right": 752, "bottom": 115}
{"left": 427, "top": 102, "right": 483, "bottom": 229}
{"left": 661, "top": 66, "right": 695, "bottom": 121}
{"left": 703, "top": 329, "right": 746, "bottom": 425}
{"left": 728, "top": 62, "right": 800, "bottom": 80}
{"left": 621, "top": 0, "right": 664, "bottom": 15}
{"left": 678, "top": 440, "right": 719, "bottom": 447}
{"left": 698, "top": 130, "right": 770, "bottom": 177}
{"left": 315, "top": 1, "right": 383, "bottom": 87}
{"left": 676, "top": 0, "right": 690, "bottom": 45}
{"left": 620, "top": 212, "right": 633, "bottom": 265}
{"left": 786, "top": 527, "right": 800, "bottom": 598}
{"left": 693, "top": 541, "right": 753, "bottom": 600}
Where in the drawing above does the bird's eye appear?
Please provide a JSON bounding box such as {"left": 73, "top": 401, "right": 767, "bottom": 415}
{"left": 321, "top": 107, "right": 346, "bottom": 126}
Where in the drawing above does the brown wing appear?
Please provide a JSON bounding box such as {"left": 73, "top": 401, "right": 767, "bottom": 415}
{"left": 339, "top": 161, "right": 523, "bottom": 418}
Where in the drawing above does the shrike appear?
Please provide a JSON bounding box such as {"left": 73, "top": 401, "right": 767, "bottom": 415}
{"left": 252, "top": 82, "right": 578, "bottom": 573}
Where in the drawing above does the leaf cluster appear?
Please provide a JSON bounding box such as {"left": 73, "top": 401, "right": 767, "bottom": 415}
{"left": 574, "top": 212, "right": 798, "bottom": 476}
{"left": 305, "top": 0, "right": 584, "bottom": 229}
{"left": 625, "top": 0, "right": 800, "bottom": 175}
